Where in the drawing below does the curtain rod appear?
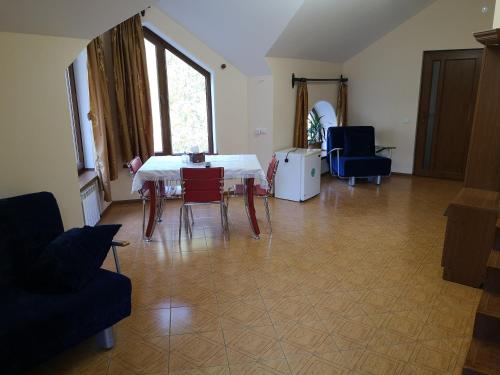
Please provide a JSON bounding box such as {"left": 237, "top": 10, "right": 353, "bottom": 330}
{"left": 291, "top": 73, "right": 348, "bottom": 88}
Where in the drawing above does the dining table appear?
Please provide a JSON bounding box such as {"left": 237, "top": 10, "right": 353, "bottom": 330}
{"left": 131, "top": 154, "right": 268, "bottom": 241}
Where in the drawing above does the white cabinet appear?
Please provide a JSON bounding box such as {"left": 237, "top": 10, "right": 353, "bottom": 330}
{"left": 274, "top": 148, "right": 321, "bottom": 202}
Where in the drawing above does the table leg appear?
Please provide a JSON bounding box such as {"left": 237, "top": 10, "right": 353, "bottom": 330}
{"left": 244, "top": 177, "right": 260, "bottom": 239}
{"left": 144, "top": 181, "right": 157, "bottom": 241}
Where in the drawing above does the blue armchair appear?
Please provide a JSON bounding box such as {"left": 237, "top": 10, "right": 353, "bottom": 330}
{"left": 0, "top": 192, "right": 132, "bottom": 372}
{"left": 326, "top": 126, "right": 392, "bottom": 186}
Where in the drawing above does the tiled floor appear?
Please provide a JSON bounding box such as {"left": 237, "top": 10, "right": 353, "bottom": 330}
{"left": 30, "top": 175, "right": 482, "bottom": 374}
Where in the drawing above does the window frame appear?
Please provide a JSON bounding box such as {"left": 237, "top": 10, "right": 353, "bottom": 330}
{"left": 143, "top": 27, "right": 214, "bottom": 155}
{"left": 67, "top": 63, "right": 86, "bottom": 174}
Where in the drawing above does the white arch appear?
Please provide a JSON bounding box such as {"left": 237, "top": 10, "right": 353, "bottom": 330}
{"left": 311, "top": 100, "right": 336, "bottom": 150}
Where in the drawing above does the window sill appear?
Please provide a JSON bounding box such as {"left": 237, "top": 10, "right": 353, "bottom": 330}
{"left": 79, "top": 169, "right": 98, "bottom": 191}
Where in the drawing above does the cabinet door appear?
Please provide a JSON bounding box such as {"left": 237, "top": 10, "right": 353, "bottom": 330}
{"left": 301, "top": 153, "right": 321, "bottom": 201}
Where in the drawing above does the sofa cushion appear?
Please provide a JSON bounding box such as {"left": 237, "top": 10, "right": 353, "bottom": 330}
{"left": 0, "top": 269, "right": 132, "bottom": 373}
{"left": 27, "top": 225, "right": 121, "bottom": 292}
{"left": 0, "top": 192, "right": 64, "bottom": 288}
{"left": 332, "top": 156, "right": 392, "bottom": 177}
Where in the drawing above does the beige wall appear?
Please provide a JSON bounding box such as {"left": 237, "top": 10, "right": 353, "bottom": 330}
{"left": 495, "top": 0, "right": 500, "bottom": 27}
{"left": 248, "top": 75, "right": 274, "bottom": 166}
{"left": 342, "top": 0, "right": 494, "bottom": 173}
{"left": 267, "top": 57, "right": 342, "bottom": 152}
{"left": 0, "top": 32, "right": 88, "bottom": 228}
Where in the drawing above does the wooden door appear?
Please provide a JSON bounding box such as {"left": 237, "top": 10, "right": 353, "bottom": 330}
{"left": 414, "top": 49, "right": 482, "bottom": 180}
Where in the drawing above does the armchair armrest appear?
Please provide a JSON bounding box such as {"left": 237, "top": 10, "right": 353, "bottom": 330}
{"left": 375, "top": 145, "right": 396, "bottom": 150}
{"left": 111, "top": 240, "right": 130, "bottom": 247}
{"left": 327, "top": 148, "right": 343, "bottom": 177}
{"left": 326, "top": 147, "right": 343, "bottom": 154}
{"left": 375, "top": 145, "right": 396, "bottom": 158}
{"left": 111, "top": 240, "right": 129, "bottom": 274}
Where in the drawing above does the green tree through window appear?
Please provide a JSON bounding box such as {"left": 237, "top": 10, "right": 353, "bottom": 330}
{"left": 144, "top": 28, "right": 214, "bottom": 155}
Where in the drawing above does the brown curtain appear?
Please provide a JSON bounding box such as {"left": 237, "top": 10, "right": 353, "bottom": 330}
{"left": 112, "top": 14, "right": 154, "bottom": 163}
{"left": 293, "top": 81, "right": 309, "bottom": 148}
{"left": 337, "top": 81, "right": 348, "bottom": 126}
{"left": 87, "top": 36, "right": 118, "bottom": 202}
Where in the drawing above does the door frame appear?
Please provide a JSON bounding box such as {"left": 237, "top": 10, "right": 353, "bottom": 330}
{"left": 413, "top": 48, "right": 483, "bottom": 179}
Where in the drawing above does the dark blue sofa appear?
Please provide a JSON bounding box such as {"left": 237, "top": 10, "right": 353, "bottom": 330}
{"left": 0, "top": 192, "right": 132, "bottom": 373}
{"left": 326, "top": 126, "right": 392, "bottom": 186}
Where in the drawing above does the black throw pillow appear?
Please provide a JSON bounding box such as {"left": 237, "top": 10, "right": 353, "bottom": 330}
{"left": 26, "top": 224, "right": 121, "bottom": 292}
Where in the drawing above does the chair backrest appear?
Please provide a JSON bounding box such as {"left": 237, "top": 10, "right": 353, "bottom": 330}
{"left": 181, "top": 167, "right": 224, "bottom": 203}
{"left": 0, "top": 192, "right": 64, "bottom": 285}
{"left": 127, "top": 156, "right": 143, "bottom": 175}
{"left": 266, "top": 155, "right": 279, "bottom": 192}
{"left": 327, "top": 126, "right": 375, "bottom": 157}
{"left": 127, "top": 156, "right": 150, "bottom": 197}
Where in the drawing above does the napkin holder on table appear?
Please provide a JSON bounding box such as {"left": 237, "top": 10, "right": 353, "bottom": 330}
{"left": 189, "top": 152, "right": 205, "bottom": 163}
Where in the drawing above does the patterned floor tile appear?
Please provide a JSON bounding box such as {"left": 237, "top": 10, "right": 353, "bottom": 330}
{"left": 229, "top": 359, "right": 291, "bottom": 375}
{"left": 224, "top": 326, "right": 284, "bottom": 365}
{"left": 354, "top": 350, "right": 405, "bottom": 375}
{"left": 169, "top": 330, "right": 227, "bottom": 371}
{"left": 109, "top": 331, "right": 169, "bottom": 374}
{"left": 170, "top": 305, "right": 221, "bottom": 334}
{"left": 286, "top": 353, "right": 350, "bottom": 375}
{"left": 409, "top": 343, "right": 457, "bottom": 373}
{"left": 219, "top": 299, "right": 272, "bottom": 330}
{"left": 265, "top": 295, "right": 321, "bottom": 323}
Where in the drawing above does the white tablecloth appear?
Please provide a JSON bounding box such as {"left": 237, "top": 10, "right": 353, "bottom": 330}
{"left": 131, "top": 154, "right": 267, "bottom": 192}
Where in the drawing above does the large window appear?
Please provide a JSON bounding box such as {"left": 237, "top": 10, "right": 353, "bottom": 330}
{"left": 144, "top": 28, "right": 214, "bottom": 155}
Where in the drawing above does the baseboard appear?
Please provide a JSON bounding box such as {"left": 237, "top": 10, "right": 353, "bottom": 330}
{"left": 111, "top": 199, "right": 143, "bottom": 205}
{"left": 99, "top": 199, "right": 142, "bottom": 222}
{"left": 391, "top": 172, "right": 412, "bottom": 177}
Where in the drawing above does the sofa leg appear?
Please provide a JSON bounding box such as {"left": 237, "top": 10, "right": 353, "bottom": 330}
{"left": 348, "top": 177, "right": 355, "bottom": 186}
{"left": 375, "top": 175, "right": 382, "bottom": 185}
{"left": 97, "top": 327, "right": 115, "bottom": 350}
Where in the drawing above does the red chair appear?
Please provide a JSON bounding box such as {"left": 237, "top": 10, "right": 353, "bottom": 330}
{"left": 179, "top": 167, "right": 228, "bottom": 240}
{"left": 127, "top": 156, "right": 183, "bottom": 239}
{"left": 228, "top": 155, "right": 279, "bottom": 233}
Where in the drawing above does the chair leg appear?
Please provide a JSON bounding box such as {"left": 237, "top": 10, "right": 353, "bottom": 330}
{"left": 224, "top": 204, "right": 230, "bottom": 231}
{"left": 220, "top": 203, "right": 230, "bottom": 239}
{"left": 224, "top": 204, "right": 230, "bottom": 239}
{"left": 188, "top": 206, "right": 194, "bottom": 225}
{"left": 219, "top": 203, "right": 225, "bottom": 231}
{"left": 178, "top": 205, "right": 183, "bottom": 241}
{"left": 184, "top": 206, "right": 192, "bottom": 238}
{"left": 96, "top": 327, "right": 115, "bottom": 350}
{"left": 348, "top": 177, "right": 356, "bottom": 186}
{"left": 264, "top": 196, "right": 272, "bottom": 234}
{"left": 142, "top": 199, "right": 146, "bottom": 240}
{"left": 375, "top": 175, "right": 382, "bottom": 185}
{"left": 111, "top": 245, "right": 121, "bottom": 274}
{"left": 157, "top": 197, "right": 165, "bottom": 223}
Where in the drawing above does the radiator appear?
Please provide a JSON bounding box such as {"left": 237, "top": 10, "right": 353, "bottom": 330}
{"left": 81, "top": 180, "right": 101, "bottom": 226}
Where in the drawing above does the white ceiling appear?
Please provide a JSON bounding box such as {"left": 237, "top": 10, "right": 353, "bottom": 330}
{"left": 0, "top": 0, "right": 155, "bottom": 39}
{"left": 155, "top": 0, "right": 304, "bottom": 75}
{"left": 156, "top": 0, "right": 438, "bottom": 74}
{"left": 268, "top": 0, "right": 436, "bottom": 62}
{"left": 0, "top": 0, "right": 443, "bottom": 75}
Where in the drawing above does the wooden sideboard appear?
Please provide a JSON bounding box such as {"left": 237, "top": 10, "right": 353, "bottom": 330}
{"left": 442, "top": 188, "right": 499, "bottom": 287}
{"left": 441, "top": 29, "right": 500, "bottom": 288}
{"left": 464, "top": 29, "right": 500, "bottom": 191}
